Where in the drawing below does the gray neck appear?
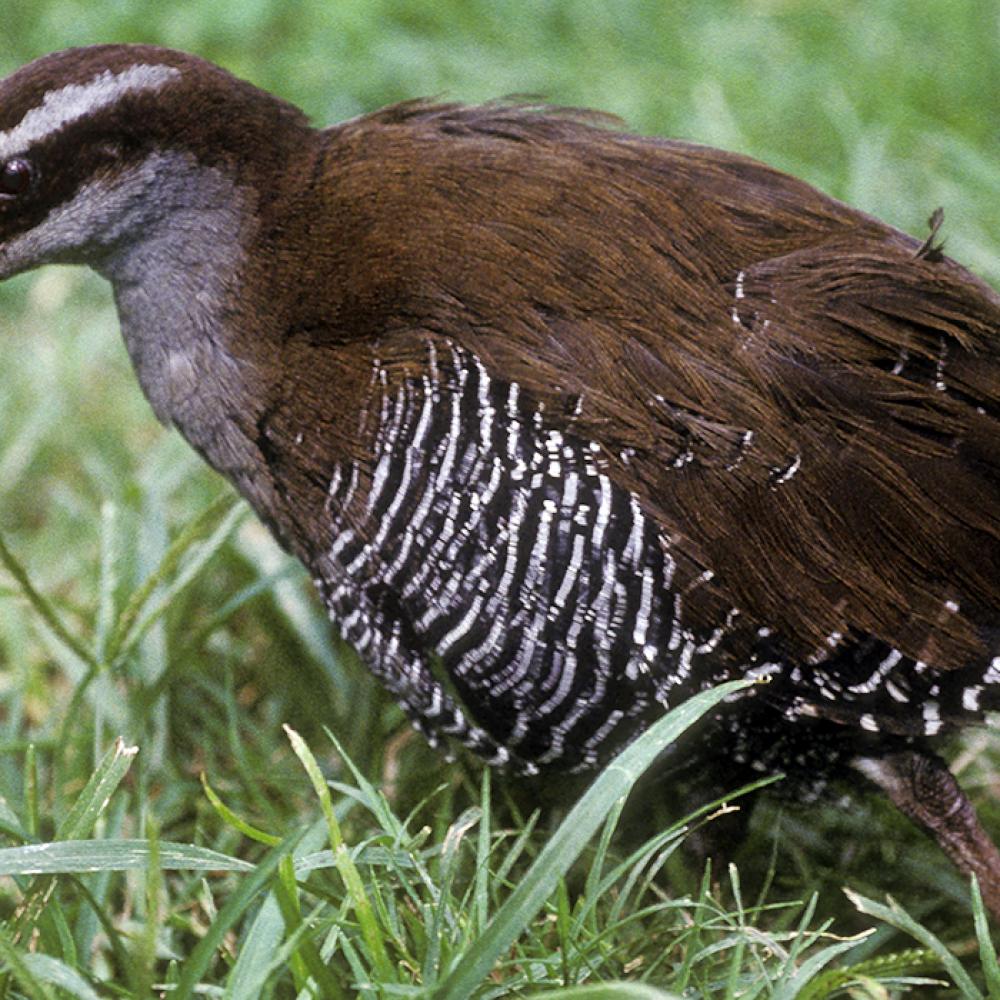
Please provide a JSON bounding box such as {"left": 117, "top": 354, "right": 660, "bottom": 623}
{"left": 94, "top": 155, "right": 266, "bottom": 486}
{"left": 0, "top": 139, "right": 284, "bottom": 526}
{"left": 0, "top": 145, "right": 262, "bottom": 466}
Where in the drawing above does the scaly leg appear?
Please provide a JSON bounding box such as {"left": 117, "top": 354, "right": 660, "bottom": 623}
{"left": 853, "top": 748, "right": 1000, "bottom": 920}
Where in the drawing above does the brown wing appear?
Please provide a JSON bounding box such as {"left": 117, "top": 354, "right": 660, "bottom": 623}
{"left": 648, "top": 233, "right": 1000, "bottom": 666}
{"left": 468, "top": 252, "right": 1000, "bottom": 670}
{"left": 319, "top": 105, "right": 1000, "bottom": 669}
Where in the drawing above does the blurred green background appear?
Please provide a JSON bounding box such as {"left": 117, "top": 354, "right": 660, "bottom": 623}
{"left": 0, "top": 0, "right": 998, "bottom": 954}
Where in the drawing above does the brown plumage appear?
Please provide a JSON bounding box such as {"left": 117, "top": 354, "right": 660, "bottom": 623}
{"left": 1, "top": 46, "right": 1000, "bottom": 916}
{"left": 315, "top": 104, "right": 1000, "bottom": 664}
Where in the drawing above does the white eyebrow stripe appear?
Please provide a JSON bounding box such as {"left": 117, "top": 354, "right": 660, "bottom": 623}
{"left": 0, "top": 63, "right": 180, "bottom": 158}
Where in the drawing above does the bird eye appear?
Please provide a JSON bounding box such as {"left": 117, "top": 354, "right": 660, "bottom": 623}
{"left": 0, "top": 158, "right": 35, "bottom": 198}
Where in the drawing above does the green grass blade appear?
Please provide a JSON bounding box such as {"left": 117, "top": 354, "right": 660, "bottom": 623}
{"left": 475, "top": 769, "right": 491, "bottom": 934}
{"left": 426, "top": 806, "right": 482, "bottom": 981}
{"left": 493, "top": 810, "right": 539, "bottom": 886}
{"left": 170, "top": 829, "right": 304, "bottom": 1000}
{"left": 435, "top": 679, "right": 753, "bottom": 1000}
{"left": 223, "top": 818, "right": 330, "bottom": 1000}
{"left": 223, "top": 894, "right": 285, "bottom": 1000}
{"left": 525, "top": 986, "right": 681, "bottom": 999}
{"left": 0, "top": 839, "right": 253, "bottom": 876}
{"left": 970, "top": 876, "right": 1000, "bottom": 998}
{"left": 24, "top": 743, "right": 38, "bottom": 838}
{"left": 845, "top": 889, "right": 982, "bottom": 999}
{"left": 105, "top": 492, "right": 239, "bottom": 663}
{"left": 271, "top": 854, "right": 346, "bottom": 998}
{"left": 113, "top": 499, "right": 245, "bottom": 662}
{"left": 56, "top": 737, "right": 138, "bottom": 840}
{"left": 184, "top": 565, "right": 298, "bottom": 650}
{"left": 0, "top": 529, "right": 97, "bottom": 670}
{"left": 323, "top": 727, "right": 405, "bottom": 839}
{"left": 19, "top": 955, "right": 100, "bottom": 1000}
{"left": 798, "top": 948, "right": 943, "bottom": 999}
{"left": 0, "top": 928, "right": 55, "bottom": 1000}
{"left": 94, "top": 501, "right": 119, "bottom": 662}
{"left": 138, "top": 818, "right": 162, "bottom": 1000}
{"left": 285, "top": 724, "right": 394, "bottom": 983}
{"left": 0, "top": 795, "right": 30, "bottom": 843}
{"left": 772, "top": 934, "right": 873, "bottom": 1000}
{"left": 227, "top": 912, "right": 323, "bottom": 1000}
{"left": 200, "top": 772, "right": 281, "bottom": 846}
{"left": 8, "top": 738, "right": 139, "bottom": 947}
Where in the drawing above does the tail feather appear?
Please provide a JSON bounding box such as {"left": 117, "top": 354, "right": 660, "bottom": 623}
{"left": 766, "top": 630, "right": 1000, "bottom": 737}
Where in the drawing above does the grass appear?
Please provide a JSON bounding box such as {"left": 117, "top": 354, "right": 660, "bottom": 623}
{"left": 0, "top": 0, "right": 998, "bottom": 995}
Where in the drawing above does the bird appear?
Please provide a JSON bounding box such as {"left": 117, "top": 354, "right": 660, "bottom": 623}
{"left": 2, "top": 43, "right": 1000, "bottom": 915}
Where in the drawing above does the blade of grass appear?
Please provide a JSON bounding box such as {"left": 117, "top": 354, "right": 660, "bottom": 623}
{"left": 105, "top": 492, "right": 239, "bottom": 664}
{"left": 138, "top": 819, "right": 162, "bottom": 1000}
{"left": 24, "top": 743, "right": 37, "bottom": 838}
{"left": 10, "top": 738, "right": 138, "bottom": 946}
{"left": 970, "top": 876, "right": 1000, "bottom": 998}
{"left": 525, "top": 987, "right": 681, "bottom": 999}
{"left": 582, "top": 797, "right": 626, "bottom": 922}
{"left": 68, "top": 875, "right": 140, "bottom": 990}
{"left": 0, "top": 529, "right": 97, "bottom": 670}
{"left": 57, "top": 737, "right": 137, "bottom": 840}
{"left": 271, "top": 855, "right": 343, "bottom": 998}
{"left": 435, "top": 679, "right": 753, "bottom": 1000}
{"left": 111, "top": 498, "right": 245, "bottom": 663}
{"left": 0, "top": 928, "right": 54, "bottom": 1000}
{"left": 494, "top": 810, "right": 539, "bottom": 886}
{"left": 183, "top": 565, "right": 298, "bottom": 651}
{"left": 94, "top": 501, "right": 118, "bottom": 662}
{"left": 223, "top": 894, "right": 286, "bottom": 1000}
{"left": 0, "top": 795, "right": 30, "bottom": 843}
{"left": 527, "top": 983, "right": 680, "bottom": 1000}
{"left": 845, "top": 889, "right": 982, "bottom": 999}
{"left": 200, "top": 773, "right": 281, "bottom": 846}
{"left": 228, "top": 910, "right": 327, "bottom": 1000}
{"left": 724, "top": 863, "right": 749, "bottom": 996}
{"left": 323, "top": 728, "right": 405, "bottom": 839}
{"left": 18, "top": 955, "right": 100, "bottom": 1000}
{"left": 170, "top": 829, "right": 305, "bottom": 1000}
{"left": 0, "top": 839, "right": 253, "bottom": 876}
{"left": 425, "top": 806, "right": 482, "bottom": 981}
{"left": 798, "top": 949, "right": 943, "bottom": 1000}
{"left": 285, "top": 725, "right": 394, "bottom": 983}
{"left": 223, "top": 818, "right": 330, "bottom": 1000}
{"left": 475, "top": 769, "right": 491, "bottom": 934}
{"left": 772, "top": 933, "right": 873, "bottom": 1000}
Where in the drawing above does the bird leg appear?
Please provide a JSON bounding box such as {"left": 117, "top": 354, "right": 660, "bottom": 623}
{"left": 852, "top": 749, "right": 1000, "bottom": 920}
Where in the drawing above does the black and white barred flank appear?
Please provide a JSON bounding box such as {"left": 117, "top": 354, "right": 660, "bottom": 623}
{"left": 310, "top": 342, "right": 1000, "bottom": 779}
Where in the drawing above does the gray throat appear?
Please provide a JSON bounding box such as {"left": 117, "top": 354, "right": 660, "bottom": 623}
{"left": 94, "top": 155, "right": 266, "bottom": 488}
